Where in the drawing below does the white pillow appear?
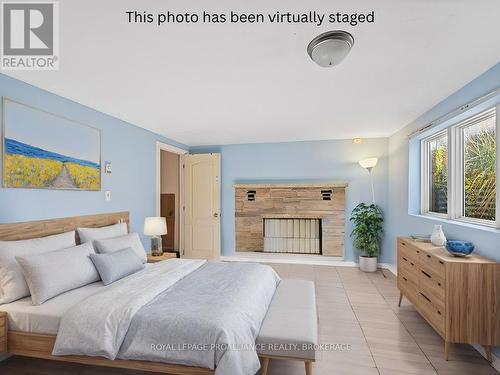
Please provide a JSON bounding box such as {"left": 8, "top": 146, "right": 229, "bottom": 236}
{"left": 77, "top": 223, "right": 128, "bottom": 244}
{"left": 0, "top": 231, "right": 76, "bottom": 304}
{"left": 16, "top": 242, "right": 100, "bottom": 305}
{"left": 94, "top": 233, "right": 147, "bottom": 263}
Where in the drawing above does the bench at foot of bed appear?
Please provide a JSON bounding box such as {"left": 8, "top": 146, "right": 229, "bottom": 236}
{"left": 257, "top": 279, "right": 317, "bottom": 375}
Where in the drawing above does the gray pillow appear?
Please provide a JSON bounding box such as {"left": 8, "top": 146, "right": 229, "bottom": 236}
{"left": 77, "top": 223, "right": 128, "bottom": 244}
{"left": 16, "top": 242, "right": 100, "bottom": 305}
{"left": 90, "top": 248, "right": 145, "bottom": 285}
{"left": 94, "top": 232, "right": 147, "bottom": 263}
{"left": 0, "top": 231, "right": 76, "bottom": 304}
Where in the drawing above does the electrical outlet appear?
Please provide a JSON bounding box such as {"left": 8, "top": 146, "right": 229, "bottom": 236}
{"left": 104, "top": 161, "right": 112, "bottom": 174}
{"left": 105, "top": 190, "right": 112, "bottom": 201}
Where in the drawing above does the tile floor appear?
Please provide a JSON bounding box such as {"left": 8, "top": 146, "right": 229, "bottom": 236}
{"left": 0, "top": 264, "right": 497, "bottom": 375}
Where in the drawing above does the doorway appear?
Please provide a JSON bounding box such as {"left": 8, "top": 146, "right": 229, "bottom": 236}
{"left": 156, "top": 142, "right": 187, "bottom": 256}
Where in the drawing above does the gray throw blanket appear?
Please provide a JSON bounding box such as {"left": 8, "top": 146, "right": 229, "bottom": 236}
{"left": 53, "top": 260, "right": 280, "bottom": 375}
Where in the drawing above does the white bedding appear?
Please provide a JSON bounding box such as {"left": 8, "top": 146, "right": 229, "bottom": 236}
{"left": 0, "top": 281, "right": 105, "bottom": 335}
{"left": 1, "top": 264, "right": 155, "bottom": 335}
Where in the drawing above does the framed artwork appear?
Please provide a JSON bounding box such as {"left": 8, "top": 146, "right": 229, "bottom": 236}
{"left": 2, "top": 98, "right": 101, "bottom": 190}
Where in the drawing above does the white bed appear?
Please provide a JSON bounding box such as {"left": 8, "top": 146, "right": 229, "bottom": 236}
{"left": 1, "top": 281, "right": 105, "bottom": 335}
{"left": 1, "top": 264, "right": 154, "bottom": 335}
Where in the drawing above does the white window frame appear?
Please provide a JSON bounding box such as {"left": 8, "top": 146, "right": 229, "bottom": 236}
{"left": 421, "top": 106, "right": 499, "bottom": 228}
{"left": 421, "top": 129, "right": 450, "bottom": 219}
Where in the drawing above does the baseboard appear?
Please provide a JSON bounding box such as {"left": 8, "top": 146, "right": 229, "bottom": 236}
{"left": 221, "top": 254, "right": 351, "bottom": 266}
{"left": 221, "top": 254, "right": 400, "bottom": 274}
{"left": 378, "top": 262, "right": 397, "bottom": 276}
{"left": 0, "top": 353, "right": 12, "bottom": 362}
{"left": 472, "top": 344, "right": 500, "bottom": 372}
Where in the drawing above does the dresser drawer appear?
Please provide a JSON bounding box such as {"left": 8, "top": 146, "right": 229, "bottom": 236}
{"left": 419, "top": 268, "right": 445, "bottom": 311}
{"left": 398, "top": 240, "right": 421, "bottom": 264}
{"left": 419, "top": 252, "right": 445, "bottom": 280}
{"left": 417, "top": 291, "right": 445, "bottom": 336}
{"left": 399, "top": 269, "right": 418, "bottom": 300}
{"left": 400, "top": 256, "right": 420, "bottom": 283}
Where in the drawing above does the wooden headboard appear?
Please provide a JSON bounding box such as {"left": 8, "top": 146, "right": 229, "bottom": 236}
{"left": 0, "top": 212, "right": 129, "bottom": 243}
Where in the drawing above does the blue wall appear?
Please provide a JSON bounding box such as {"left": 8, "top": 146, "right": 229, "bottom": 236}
{"left": 386, "top": 63, "right": 500, "bottom": 265}
{"left": 191, "top": 138, "right": 389, "bottom": 262}
{"left": 386, "top": 62, "right": 500, "bottom": 358}
{"left": 0, "top": 73, "right": 188, "bottom": 248}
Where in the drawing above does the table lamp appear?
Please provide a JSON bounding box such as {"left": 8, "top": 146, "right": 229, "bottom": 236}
{"left": 144, "top": 217, "right": 167, "bottom": 256}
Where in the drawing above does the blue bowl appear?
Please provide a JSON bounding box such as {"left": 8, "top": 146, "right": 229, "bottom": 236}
{"left": 445, "top": 241, "right": 475, "bottom": 257}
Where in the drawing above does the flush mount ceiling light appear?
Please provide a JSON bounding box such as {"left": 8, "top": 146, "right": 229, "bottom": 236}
{"left": 307, "top": 30, "right": 354, "bottom": 67}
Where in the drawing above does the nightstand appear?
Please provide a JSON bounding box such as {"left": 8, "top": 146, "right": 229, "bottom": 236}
{"left": 0, "top": 311, "right": 7, "bottom": 354}
{"left": 147, "top": 252, "right": 178, "bottom": 263}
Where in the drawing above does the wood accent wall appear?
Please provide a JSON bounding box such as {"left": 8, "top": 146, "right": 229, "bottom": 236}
{"left": 0, "top": 212, "right": 129, "bottom": 243}
{"left": 235, "top": 183, "right": 346, "bottom": 257}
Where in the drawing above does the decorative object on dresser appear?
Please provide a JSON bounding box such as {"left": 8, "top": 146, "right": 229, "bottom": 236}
{"left": 350, "top": 203, "right": 384, "bottom": 272}
{"left": 430, "top": 224, "right": 446, "bottom": 246}
{"left": 147, "top": 252, "right": 177, "bottom": 263}
{"left": 144, "top": 217, "right": 168, "bottom": 256}
{"left": 397, "top": 237, "right": 500, "bottom": 362}
{"left": 445, "top": 240, "right": 475, "bottom": 257}
{"left": 234, "top": 183, "right": 347, "bottom": 257}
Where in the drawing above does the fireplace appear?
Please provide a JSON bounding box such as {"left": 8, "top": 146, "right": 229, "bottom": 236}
{"left": 264, "top": 218, "right": 321, "bottom": 254}
{"left": 234, "top": 183, "right": 346, "bottom": 257}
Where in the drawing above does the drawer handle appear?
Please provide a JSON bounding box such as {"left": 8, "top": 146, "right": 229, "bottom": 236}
{"left": 403, "top": 277, "right": 408, "bottom": 281}
{"left": 421, "top": 270, "right": 432, "bottom": 279}
{"left": 437, "top": 310, "right": 442, "bottom": 315}
{"left": 438, "top": 282, "right": 441, "bottom": 286}
{"left": 410, "top": 262, "right": 415, "bottom": 266}
{"left": 402, "top": 242, "right": 406, "bottom": 246}
{"left": 426, "top": 254, "right": 431, "bottom": 259}
{"left": 402, "top": 257, "right": 408, "bottom": 262}
{"left": 439, "top": 260, "right": 444, "bottom": 265}
{"left": 420, "top": 292, "right": 432, "bottom": 303}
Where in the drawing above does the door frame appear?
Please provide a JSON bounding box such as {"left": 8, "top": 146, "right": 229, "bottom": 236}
{"left": 156, "top": 142, "right": 188, "bottom": 254}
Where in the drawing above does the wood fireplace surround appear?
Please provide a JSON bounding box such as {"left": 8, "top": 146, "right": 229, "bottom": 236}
{"left": 234, "top": 183, "right": 347, "bottom": 257}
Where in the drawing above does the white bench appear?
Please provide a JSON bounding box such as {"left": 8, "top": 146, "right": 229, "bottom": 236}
{"left": 257, "top": 279, "right": 317, "bottom": 375}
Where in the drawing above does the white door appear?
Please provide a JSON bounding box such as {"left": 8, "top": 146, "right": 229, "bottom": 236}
{"left": 183, "top": 153, "right": 221, "bottom": 260}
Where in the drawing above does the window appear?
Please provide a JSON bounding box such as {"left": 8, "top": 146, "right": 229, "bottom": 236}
{"left": 421, "top": 107, "right": 498, "bottom": 226}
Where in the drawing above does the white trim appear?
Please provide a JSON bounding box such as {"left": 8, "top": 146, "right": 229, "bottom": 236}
{"left": 420, "top": 107, "right": 498, "bottom": 228}
{"left": 496, "top": 104, "right": 500, "bottom": 228}
{"left": 408, "top": 87, "right": 500, "bottom": 138}
{"left": 155, "top": 142, "right": 188, "bottom": 254}
{"left": 221, "top": 253, "right": 398, "bottom": 274}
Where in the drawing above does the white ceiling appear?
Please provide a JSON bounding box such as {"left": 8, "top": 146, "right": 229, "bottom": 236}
{"left": 5, "top": 0, "right": 500, "bottom": 146}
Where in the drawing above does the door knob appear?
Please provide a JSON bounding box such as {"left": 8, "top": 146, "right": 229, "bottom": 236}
{"left": 213, "top": 213, "right": 219, "bottom": 218}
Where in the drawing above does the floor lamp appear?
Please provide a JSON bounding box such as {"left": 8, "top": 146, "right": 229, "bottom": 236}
{"left": 359, "top": 157, "right": 378, "bottom": 204}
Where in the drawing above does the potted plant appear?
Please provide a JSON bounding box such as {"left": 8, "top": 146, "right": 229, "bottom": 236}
{"left": 350, "top": 203, "right": 384, "bottom": 272}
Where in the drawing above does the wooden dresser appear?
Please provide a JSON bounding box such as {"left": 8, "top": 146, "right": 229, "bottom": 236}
{"left": 397, "top": 237, "right": 500, "bottom": 361}
{"left": 0, "top": 311, "right": 6, "bottom": 354}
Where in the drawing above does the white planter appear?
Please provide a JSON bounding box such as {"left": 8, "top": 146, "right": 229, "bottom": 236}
{"left": 359, "top": 256, "right": 378, "bottom": 272}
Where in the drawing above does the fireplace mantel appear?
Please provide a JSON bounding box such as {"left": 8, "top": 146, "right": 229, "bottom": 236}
{"left": 234, "top": 182, "right": 348, "bottom": 189}
{"left": 234, "top": 183, "right": 346, "bottom": 257}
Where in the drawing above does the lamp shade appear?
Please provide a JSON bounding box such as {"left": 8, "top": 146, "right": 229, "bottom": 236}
{"left": 144, "top": 217, "right": 167, "bottom": 236}
{"left": 359, "top": 157, "right": 378, "bottom": 169}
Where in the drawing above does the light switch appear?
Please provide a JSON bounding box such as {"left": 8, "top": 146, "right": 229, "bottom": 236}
{"left": 105, "top": 190, "right": 112, "bottom": 201}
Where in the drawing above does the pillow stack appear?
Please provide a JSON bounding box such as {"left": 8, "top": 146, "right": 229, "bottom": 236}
{"left": 0, "top": 231, "right": 76, "bottom": 304}
{"left": 0, "top": 222, "right": 149, "bottom": 306}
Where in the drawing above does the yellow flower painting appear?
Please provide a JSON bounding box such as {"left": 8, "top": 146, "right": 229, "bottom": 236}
{"left": 2, "top": 99, "right": 101, "bottom": 190}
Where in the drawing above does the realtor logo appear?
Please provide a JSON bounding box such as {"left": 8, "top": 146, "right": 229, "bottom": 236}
{"left": 1, "top": 1, "right": 59, "bottom": 70}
